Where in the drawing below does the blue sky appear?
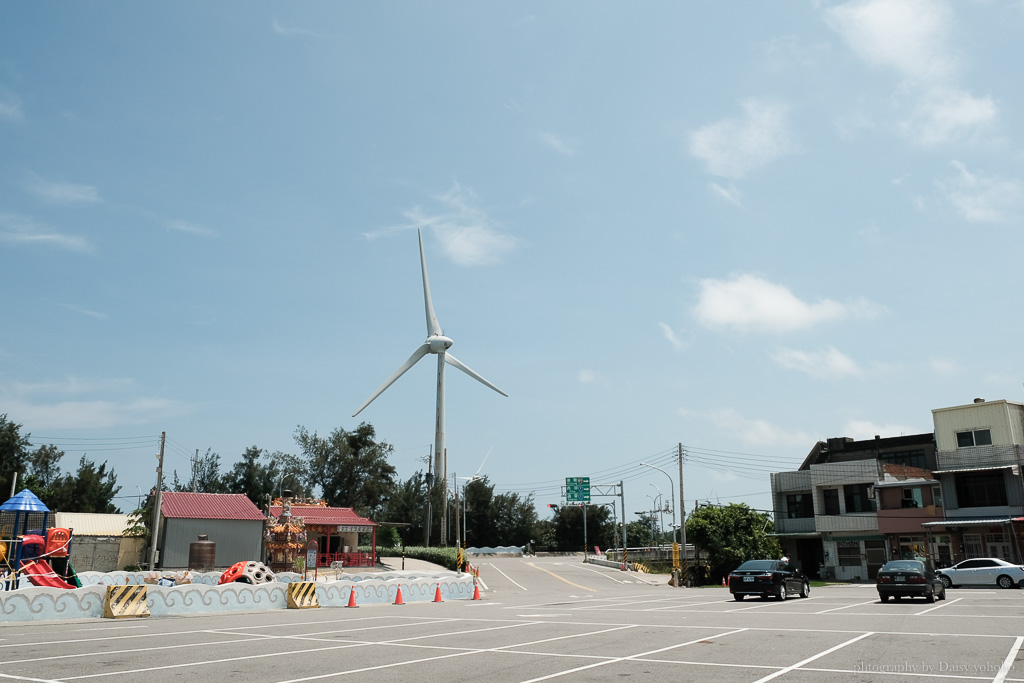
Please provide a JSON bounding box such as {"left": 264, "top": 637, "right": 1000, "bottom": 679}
{"left": 2, "top": 2, "right": 1023, "bottom": 523}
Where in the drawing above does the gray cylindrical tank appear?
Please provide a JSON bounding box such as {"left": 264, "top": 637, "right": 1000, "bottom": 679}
{"left": 188, "top": 534, "right": 216, "bottom": 571}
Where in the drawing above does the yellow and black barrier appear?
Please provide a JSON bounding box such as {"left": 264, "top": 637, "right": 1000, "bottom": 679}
{"left": 287, "top": 581, "right": 320, "bottom": 609}
{"left": 103, "top": 585, "right": 150, "bottom": 619}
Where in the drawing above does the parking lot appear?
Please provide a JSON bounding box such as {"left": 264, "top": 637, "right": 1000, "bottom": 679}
{"left": 1, "top": 558, "right": 1022, "bottom": 682}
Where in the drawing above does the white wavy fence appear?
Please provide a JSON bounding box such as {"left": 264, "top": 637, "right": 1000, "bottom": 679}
{"left": 0, "top": 570, "right": 475, "bottom": 622}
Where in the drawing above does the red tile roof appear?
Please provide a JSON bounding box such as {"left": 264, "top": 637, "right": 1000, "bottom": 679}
{"left": 269, "top": 505, "right": 376, "bottom": 527}
{"left": 160, "top": 492, "right": 266, "bottom": 521}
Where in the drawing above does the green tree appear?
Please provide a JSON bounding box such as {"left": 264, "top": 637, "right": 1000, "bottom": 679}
{"left": 47, "top": 457, "right": 122, "bottom": 513}
{"left": 381, "top": 471, "right": 429, "bottom": 543}
{"left": 224, "top": 446, "right": 281, "bottom": 506}
{"left": 295, "top": 423, "right": 396, "bottom": 517}
{"left": 624, "top": 512, "right": 658, "bottom": 549}
{"left": 550, "top": 504, "right": 612, "bottom": 552}
{"left": 0, "top": 414, "right": 31, "bottom": 495}
{"left": 685, "top": 503, "right": 781, "bottom": 583}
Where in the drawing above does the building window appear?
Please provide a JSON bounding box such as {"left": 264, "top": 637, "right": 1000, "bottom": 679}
{"left": 963, "top": 533, "right": 983, "bottom": 558}
{"left": 898, "top": 535, "right": 925, "bottom": 560}
{"left": 786, "top": 493, "right": 814, "bottom": 519}
{"left": 901, "top": 488, "right": 923, "bottom": 508}
{"left": 956, "top": 429, "right": 992, "bottom": 448}
{"left": 985, "top": 533, "right": 1011, "bottom": 561}
{"left": 954, "top": 471, "right": 1008, "bottom": 508}
{"left": 837, "top": 541, "right": 861, "bottom": 566}
{"left": 823, "top": 489, "right": 841, "bottom": 516}
{"left": 932, "top": 485, "right": 943, "bottom": 508}
{"left": 879, "top": 449, "right": 927, "bottom": 469}
{"left": 844, "top": 483, "right": 875, "bottom": 513}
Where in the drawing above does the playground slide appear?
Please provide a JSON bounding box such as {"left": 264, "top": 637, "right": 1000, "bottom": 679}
{"left": 21, "top": 559, "right": 77, "bottom": 589}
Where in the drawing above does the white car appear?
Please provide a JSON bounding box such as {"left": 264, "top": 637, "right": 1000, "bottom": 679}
{"left": 936, "top": 558, "right": 1024, "bottom": 589}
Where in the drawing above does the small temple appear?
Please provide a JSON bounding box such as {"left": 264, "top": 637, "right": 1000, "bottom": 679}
{"left": 266, "top": 497, "right": 377, "bottom": 572}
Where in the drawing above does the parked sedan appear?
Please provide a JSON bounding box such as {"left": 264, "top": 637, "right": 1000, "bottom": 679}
{"left": 936, "top": 558, "right": 1024, "bottom": 589}
{"left": 728, "top": 559, "right": 809, "bottom": 601}
{"left": 876, "top": 560, "right": 946, "bottom": 603}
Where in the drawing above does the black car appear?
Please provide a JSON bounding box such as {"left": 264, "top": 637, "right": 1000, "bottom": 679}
{"left": 876, "top": 559, "right": 946, "bottom": 603}
{"left": 728, "top": 559, "right": 810, "bottom": 601}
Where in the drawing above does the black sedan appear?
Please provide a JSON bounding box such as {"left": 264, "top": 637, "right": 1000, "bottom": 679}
{"left": 876, "top": 560, "right": 946, "bottom": 603}
{"left": 728, "top": 559, "right": 810, "bottom": 601}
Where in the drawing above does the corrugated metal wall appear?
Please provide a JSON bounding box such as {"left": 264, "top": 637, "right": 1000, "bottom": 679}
{"left": 159, "top": 519, "right": 264, "bottom": 569}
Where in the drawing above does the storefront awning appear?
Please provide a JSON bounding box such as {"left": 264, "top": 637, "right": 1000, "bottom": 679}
{"left": 932, "top": 465, "right": 1018, "bottom": 475}
{"left": 921, "top": 518, "right": 1017, "bottom": 527}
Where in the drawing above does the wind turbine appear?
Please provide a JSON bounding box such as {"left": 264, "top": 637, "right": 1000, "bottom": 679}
{"left": 353, "top": 229, "right": 507, "bottom": 545}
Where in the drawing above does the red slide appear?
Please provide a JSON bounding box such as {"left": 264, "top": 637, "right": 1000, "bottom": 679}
{"left": 21, "top": 559, "right": 77, "bottom": 589}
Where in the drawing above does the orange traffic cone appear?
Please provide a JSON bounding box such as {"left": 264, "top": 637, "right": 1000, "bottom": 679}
{"left": 347, "top": 589, "right": 358, "bottom": 608}
{"left": 394, "top": 585, "right": 405, "bottom": 605}
{"left": 433, "top": 583, "right": 443, "bottom": 603}
{"left": 721, "top": 577, "right": 726, "bottom": 587}
{"left": 472, "top": 582, "right": 481, "bottom": 600}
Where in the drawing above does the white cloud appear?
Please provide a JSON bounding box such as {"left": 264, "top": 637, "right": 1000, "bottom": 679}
{"left": 693, "top": 274, "right": 881, "bottom": 333}
{"left": 824, "top": 0, "right": 957, "bottom": 83}
{"left": 709, "top": 182, "right": 742, "bottom": 206}
{"left": 658, "top": 322, "right": 686, "bottom": 351}
{"left": 168, "top": 219, "right": 218, "bottom": 238}
{"left": 26, "top": 173, "right": 101, "bottom": 204}
{"left": 0, "top": 87, "right": 22, "bottom": 121}
{"left": 900, "top": 88, "right": 997, "bottom": 146}
{"left": 938, "top": 161, "right": 1022, "bottom": 222}
{"left": 578, "top": 369, "right": 597, "bottom": 384}
{"left": 388, "top": 182, "right": 517, "bottom": 267}
{"left": 689, "top": 99, "right": 796, "bottom": 179}
{"left": 841, "top": 419, "right": 922, "bottom": 440}
{"left": 929, "top": 357, "right": 960, "bottom": 374}
{"left": 685, "top": 407, "right": 815, "bottom": 447}
{"left": 2, "top": 397, "right": 186, "bottom": 430}
{"left": 540, "top": 132, "right": 576, "bottom": 156}
{"left": 271, "top": 18, "right": 329, "bottom": 39}
{"left": 770, "top": 346, "right": 862, "bottom": 379}
{"left": 0, "top": 214, "right": 94, "bottom": 253}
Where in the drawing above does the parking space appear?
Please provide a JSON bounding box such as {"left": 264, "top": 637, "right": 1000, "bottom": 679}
{"left": 1, "top": 579, "right": 1022, "bottom": 682}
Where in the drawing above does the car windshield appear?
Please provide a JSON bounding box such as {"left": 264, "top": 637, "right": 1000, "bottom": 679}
{"left": 734, "top": 560, "right": 776, "bottom": 571}
{"left": 882, "top": 561, "right": 924, "bottom": 572}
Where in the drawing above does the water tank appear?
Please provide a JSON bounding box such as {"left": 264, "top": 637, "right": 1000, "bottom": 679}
{"left": 188, "top": 534, "right": 216, "bottom": 571}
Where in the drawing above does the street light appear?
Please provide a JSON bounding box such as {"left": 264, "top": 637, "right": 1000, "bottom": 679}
{"left": 640, "top": 462, "right": 677, "bottom": 545}
{"left": 650, "top": 482, "right": 666, "bottom": 544}
{"left": 646, "top": 493, "right": 661, "bottom": 545}
{"left": 279, "top": 471, "right": 299, "bottom": 500}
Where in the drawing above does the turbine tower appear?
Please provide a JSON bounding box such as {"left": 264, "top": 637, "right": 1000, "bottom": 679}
{"left": 353, "top": 229, "right": 507, "bottom": 545}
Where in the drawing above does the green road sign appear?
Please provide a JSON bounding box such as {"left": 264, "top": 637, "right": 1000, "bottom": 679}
{"left": 566, "top": 476, "right": 591, "bottom": 502}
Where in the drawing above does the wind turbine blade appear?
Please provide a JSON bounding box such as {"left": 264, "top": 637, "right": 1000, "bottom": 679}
{"left": 353, "top": 343, "right": 431, "bottom": 416}
{"left": 474, "top": 445, "right": 493, "bottom": 477}
{"left": 445, "top": 353, "right": 508, "bottom": 397}
{"left": 419, "top": 229, "right": 443, "bottom": 338}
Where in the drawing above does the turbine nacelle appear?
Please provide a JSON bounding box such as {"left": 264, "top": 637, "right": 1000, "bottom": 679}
{"left": 428, "top": 335, "right": 454, "bottom": 354}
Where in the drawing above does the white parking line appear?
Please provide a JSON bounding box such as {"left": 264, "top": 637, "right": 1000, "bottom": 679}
{"left": 915, "top": 597, "right": 963, "bottom": 615}
{"left": 815, "top": 599, "right": 878, "bottom": 614}
{"left": 750, "top": 632, "right": 874, "bottom": 683}
{"left": 994, "top": 635, "right": 1024, "bottom": 683}
{"left": 486, "top": 562, "right": 526, "bottom": 590}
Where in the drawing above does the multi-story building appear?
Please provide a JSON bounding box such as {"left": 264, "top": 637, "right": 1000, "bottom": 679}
{"left": 772, "top": 433, "right": 937, "bottom": 580}
{"left": 921, "top": 398, "right": 1024, "bottom": 564}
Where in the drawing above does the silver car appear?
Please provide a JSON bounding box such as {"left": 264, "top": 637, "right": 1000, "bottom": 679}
{"left": 936, "top": 558, "right": 1024, "bottom": 589}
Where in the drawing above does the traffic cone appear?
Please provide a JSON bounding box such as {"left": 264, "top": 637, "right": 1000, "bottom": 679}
{"left": 472, "top": 582, "right": 481, "bottom": 600}
{"left": 433, "top": 583, "right": 443, "bottom": 603}
{"left": 346, "top": 589, "right": 358, "bottom": 608}
{"left": 394, "top": 585, "right": 405, "bottom": 605}
{"left": 721, "top": 577, "right": 726, "bottom": 587}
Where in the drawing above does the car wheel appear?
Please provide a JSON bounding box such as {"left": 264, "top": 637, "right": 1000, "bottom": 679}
{"left": 939, "top": 575, "right": 953, "bottom": 589}
{"left": 925, "top": 590, "right": 935, "bottom": 603}
{"left": 799, "top": 581, "right": 810, "bottom": 598}
{"left": 880, "top": 594, "right": 889, "bottom": 603}
{"left": 734, "top": 594, "right": 744, "bottom": 601}
{"left": 997, "top": 575, "right": 1014, "bottom": 589}
{"left": 939, "top": 588, "right": 946, "bottom": 601}
{"left": 776, "top": 583, "right": 787, "bottom": 601}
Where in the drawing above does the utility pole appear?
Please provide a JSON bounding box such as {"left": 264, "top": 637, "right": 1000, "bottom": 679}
{"left": 678, "top": 442, "right": 687, "bottom": 584}
{"left": 453, "top": 472, "right": 460, "bottom": 551}
{"left": 148, "top": 431, "right": 166, "bottom": 569}
{"left": 619, "top": 480, "right": 626, "bottom": 567}
{"left": 192, "top": 448, "right": 199, "bottom": 492}
{"left": 424, "top": 446, "right": 433, "bottom": 547}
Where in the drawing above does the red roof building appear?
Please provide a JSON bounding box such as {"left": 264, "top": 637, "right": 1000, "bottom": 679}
{"left": 161, "top": 492, "right": 265, "bottom": 520}
{"left": 156, "top": 492, "right": 266, "bottom": 569}
{"left": 269, "top": 502, "right": 377, "bottom": 569}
